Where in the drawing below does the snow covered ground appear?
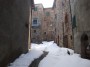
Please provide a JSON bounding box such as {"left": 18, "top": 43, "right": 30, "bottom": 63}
{"left": 8, "top": 49, "right": 43, "bottom": 67}
{"left": 8, "top": 41, "right": 90, "bottom": 67}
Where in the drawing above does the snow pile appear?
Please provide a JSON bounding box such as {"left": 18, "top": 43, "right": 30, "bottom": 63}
{"left": 8, "top": 49, "right": 43, "bottom": 67}
{"left": 31, "top": 43, "right": 46, "bottom": 51}
{"left": 39, "top": 54, "right": 90, "bottom": 67}
{"left": 38, "top": 41, "right": 90, "bottom": 67}
{"left": 32, "top": 41, "right": 74, "bottom": 56}
{"left": 31, "top": 41, "right": 55, "bottom": 51}
{"left": 31, "top": 41, "right": 74, "bottom": 56}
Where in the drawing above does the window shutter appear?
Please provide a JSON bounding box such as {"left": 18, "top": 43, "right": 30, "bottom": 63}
{"left": 72, "top": 16, "right": 76, "bottom": 28}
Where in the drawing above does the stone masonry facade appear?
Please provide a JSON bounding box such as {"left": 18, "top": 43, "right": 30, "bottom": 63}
{"left": 53, "top": 0, "right": 73, "bottom": 48}
{"left": 32, "top": 0, "right": 73, "bottom": 49}
{"left": 31, "top": 4, "right": 44, "bottom": 43}
{"left": 31, "top": 4, "right": 55, "bottom": 43}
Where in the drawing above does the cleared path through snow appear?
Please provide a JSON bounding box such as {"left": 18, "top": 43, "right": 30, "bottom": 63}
{"left": 29, "top": 51, "right": 48, "bottom": 67}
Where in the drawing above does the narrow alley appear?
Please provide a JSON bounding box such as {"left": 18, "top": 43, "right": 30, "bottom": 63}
{"left": 8, "top": 41, "right": 90, "bottom": 67}
{"left": 0, "top": 0, "right": 90, "bottom": 67}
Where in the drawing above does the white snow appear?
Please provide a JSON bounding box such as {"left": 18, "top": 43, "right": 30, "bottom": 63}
{"left": 39, "top": 53, "right": 90, "bottom": 67}
{"left": 8, "top": 41, "right": 90, "bottom": 67}
{"left": 38, "top": 41, "right": 90, "bottom": 67}
{"left": 8, "top": 49, "right": 43, "bottom": 67}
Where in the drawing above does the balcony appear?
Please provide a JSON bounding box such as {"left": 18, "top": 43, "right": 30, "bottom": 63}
{"left": 32, "top": 24, "right": 41, "bottom": 28}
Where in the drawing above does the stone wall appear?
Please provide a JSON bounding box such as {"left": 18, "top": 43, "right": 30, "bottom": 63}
{"left": 73, "top": 0, "right": 90, "bottom": 54}
{"left": 32, "top": 4, "right": 55, "bottom": 42}
{"left": 53, "top": 0, "right": 73, "bottom": 48}
{"left": 43, "top": 8, "right": 55, "bottom": 41}
{"left": 31, "top": 4, "right": 44, "bottom": 43}
{"left": 54, "top": 0, "right": 64, "bottom": 46}
{"left": 0, "top": 0, "right": 32, "bottom": 66}
{"left": 63, "top": 0, "right": 73, "bottom": 49}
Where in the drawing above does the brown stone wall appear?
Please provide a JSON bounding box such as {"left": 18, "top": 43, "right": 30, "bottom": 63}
{"left": 54, "top": 0, "right": 64, "bottom": 46}
{"left": 63, "top": 0, "right": 73, "bottom": 49}
{"left": 31, "top": 4, "right": 44, "bottom": 43}
{"left": 53, "top": 0, "right": 73, "bottom": 48}
{"left": 43, "top": 8, "right": 55, "bottom": 41}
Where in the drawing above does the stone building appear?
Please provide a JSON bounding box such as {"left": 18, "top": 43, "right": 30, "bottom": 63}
{"left": 31, "top": 4, "right": 44, "bottom": 43}
{"left": 70, "top": 0, "right": 90, "bottom": 58}
{"left": 31, "top": 4, "right": 55, "bottom": 42}
{"left": 42, "top": 8, "right": 55, "bottom": 41}
{"left": 53, "top": 0, "right": 73, "bottom": 48}
{"left": 0, "top": 0, "right": 34, "bottom": 66}
{"left": 53, "top": 0, "right": 64, "bottom": 46}
{"left": 63, "top": 0, "right": 73, "bottom": 49}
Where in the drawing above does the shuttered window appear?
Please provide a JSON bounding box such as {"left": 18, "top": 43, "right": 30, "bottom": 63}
{"left": 34, "top": 7, "right": 38, "bottom": 11}
{"left": 72, "top": 16, "right": 76, "bottom": 28}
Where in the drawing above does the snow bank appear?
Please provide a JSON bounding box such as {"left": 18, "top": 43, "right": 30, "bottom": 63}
{"left": 41, "top": 41, "right": 74, "bottom": 55}
{"left": 32, "top": 41, "right": 74, "bottom": 56}
{"left": 8, "top": 49, "right": 43, "bottom": 67}
{"left": 39, "top": 53, "right": 90, "bottom": 67}
{"left": 31, "top": 43, "right": 46, "bottom": 51}
{"left": 38, "top": 41, "right": 90, "bottom": 67}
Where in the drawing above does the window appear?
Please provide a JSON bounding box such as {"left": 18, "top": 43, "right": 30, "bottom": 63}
{"left": 44, "top": 32, "right": 46, "bottom": 35}
{"left": 34, "top": 30, "right": 36, "bottom": 33}
{"left": 32, "top": 18, "right": 40, "bottom": 27}
{"left": 34, "top": 7, "right": 38, "bottom": 11}
{"left": 70, "top": 36, "right": 72, "bottom": 40}
{"left": 55, "top": 14, "right": 57, "bottom": 19}
{"left": 33, "top": 19, "right": 37, "bottom": 24}
{"left": 65, "top": 13, "right": 68, "bottom": 23}
{"left": 72, "top": 16, "right": 76, "bottom": 29}
{"left": 55, "top": 28, "right": 56, "bottom": 32}
{"left": 32, "top": 18, "right": 38, "bottom": 25}
{"left": 62, "top": 2, "right": 64, "bottom": 7}
{"left": 46, "top": 12, "right": 50, "bottom": 16}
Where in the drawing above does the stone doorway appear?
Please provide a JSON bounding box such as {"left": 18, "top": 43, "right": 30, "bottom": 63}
{"left": 81, "top": 33, "right": 90, "bottom": 59}
{"left": 63, "top": 35, "right": 68, "bottom": 48}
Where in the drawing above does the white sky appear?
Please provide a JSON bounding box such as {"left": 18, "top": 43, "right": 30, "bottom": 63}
{"left": 34, "top": 0, "right": 54, "bottom": 8}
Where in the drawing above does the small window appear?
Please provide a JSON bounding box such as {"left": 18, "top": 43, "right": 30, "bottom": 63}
{"left": 33, "top": 19, "right": 37, "bottom": 24}
{"left": 34, "top": 30, "right": 36, "bottom": 33}
{"left": 34, "top": 7, "right": 38, "bottom": 11}
{"left": 46, "top": 12, "right": 50, "bottom": 16}
{"left": 62, "top": 2, "right": 64, "bottom": 7}
{"left": 55, "top": 28, "right": 56, "bottom": 32}
{"left": 55, "top": 14, "right": 57, "bottom": 19}
{"left": 44, "top": 32, "right": 46, "bottom": 35}
{"left": 65, "top": 13, "right": 68, "bottom": 23}
{"left": 33, "top": 18, "right": 38, "bottom": 25}
{"left": 72, "top": 15, "right": 76, "bottom": 28}
{"left": 70, "top": 36, "right": 72, "bottom": 40}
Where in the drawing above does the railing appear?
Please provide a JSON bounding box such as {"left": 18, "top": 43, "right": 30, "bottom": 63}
{"left": 32, "top": 25, "right": 41, "bottom": 28}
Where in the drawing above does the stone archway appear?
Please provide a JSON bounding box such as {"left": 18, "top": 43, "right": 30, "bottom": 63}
{"left": 81, "top": 33, "right": 89, "bottom": 58}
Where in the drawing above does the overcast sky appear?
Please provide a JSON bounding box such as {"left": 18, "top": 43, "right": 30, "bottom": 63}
{"left": 34, "top": 0, "right": 54, "bottom": 8}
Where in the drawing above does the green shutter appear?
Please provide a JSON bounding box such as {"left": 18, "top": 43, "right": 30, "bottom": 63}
{"left": 72, "top": 16, "right": 76, "bottom": 28}
{"left": 46, "top": 12, "right": 50, "bottom": 16}
{"left": 34, "top": 7, "right": 37, "bottom": 11}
